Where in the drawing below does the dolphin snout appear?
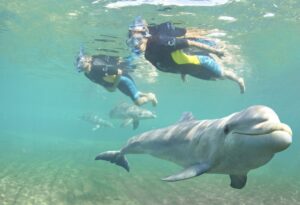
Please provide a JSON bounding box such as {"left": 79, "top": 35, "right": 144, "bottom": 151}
{"left": 260, "top": 122, "right": 292, "bottom": 136}
{"left": 270, "top": 123, "right": 292, "bottom": 152}
{"left": 276, "top": 123, "right": 292, "bottom": 136}
{"left": 232, "top": 122, "right": 292, "bottom": 136}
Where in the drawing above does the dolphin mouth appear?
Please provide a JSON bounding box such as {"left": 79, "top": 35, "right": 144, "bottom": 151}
{"left": 232, "top": 123, "right": 292, "bottom": 136}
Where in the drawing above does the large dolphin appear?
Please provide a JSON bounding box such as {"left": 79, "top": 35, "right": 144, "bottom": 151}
{"left": 95, "top": 105, "right": 292, "bottom": 189}
{"left": 109, "top": 102, "right": 156, "bottom": 129}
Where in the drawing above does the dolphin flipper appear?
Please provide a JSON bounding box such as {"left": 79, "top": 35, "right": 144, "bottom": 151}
{"left": 95, "top": 151, "right": 130, "bottom": 172}
{"left": 92, "top": 124, "right": 100, "bottom": 131}
{"left": 162, "top": 163, "right": 210, "bottom": 182}
{"left": 133, "top": 119, "right": 139, "bottom": 130}
{"left": 121, "top": 118, "right": 133, "bottom": 127}
{"left": 229, "top": 175, "right": 247, "bottom": 189}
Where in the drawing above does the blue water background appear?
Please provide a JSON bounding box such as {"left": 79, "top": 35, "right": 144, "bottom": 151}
{"left": 0, "top": 0, "right": 300, "bottom": 204}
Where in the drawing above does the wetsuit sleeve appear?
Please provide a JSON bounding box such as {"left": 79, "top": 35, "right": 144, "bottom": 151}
{"left": 157, "top": 36, "right": 189, "bottom": 50}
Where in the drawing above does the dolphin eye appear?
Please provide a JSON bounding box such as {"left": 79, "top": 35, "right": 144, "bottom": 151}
{"left": 224, "top": 125, "right": 230, "bottom": 135}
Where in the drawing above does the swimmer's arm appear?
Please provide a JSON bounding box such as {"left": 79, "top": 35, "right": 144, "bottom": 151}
{"left": 187, "top": 39, "right": 224, "bottom": 58}
{"left": 184, "top": 28, "right": 208, "bottom": 38}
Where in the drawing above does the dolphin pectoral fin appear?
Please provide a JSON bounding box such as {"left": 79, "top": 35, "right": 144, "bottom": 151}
{"left": 133, "top": 119, "right": 139, "bottom": 130}
{"left": 229, "top": 175, "right": 247, "bottom": 189}
{"left": 92, "top": 125, "right": 100, "bottom": 131}
{"left": 121, "top": 119, "right": 133, "bottom": 127}
{"left": 161, "top": 163, "right": 210, "bottom": 182}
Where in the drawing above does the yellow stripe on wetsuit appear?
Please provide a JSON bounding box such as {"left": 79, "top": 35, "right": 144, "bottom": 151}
{"left": 103, "top": 75, "right": 117, "bottom": 83}
{"left": 171, "top": 50, "right": 200, "bottom": 65}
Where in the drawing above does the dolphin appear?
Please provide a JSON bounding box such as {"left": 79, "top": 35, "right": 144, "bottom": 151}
{"left": 80, "top": 113, "right": 114, "bottom": 131}
{"left": 95, "top": 105, "right": 292, "bottom": 189}
{"left": 109, "top": 102, "right": 156, "bottom": 130}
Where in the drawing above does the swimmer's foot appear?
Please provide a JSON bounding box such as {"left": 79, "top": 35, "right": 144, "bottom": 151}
{"left": 238, "top": 78, "right": 245, "bottom": 94}
{"left": 147, "top": 93, "right": 158, "bottom": 106}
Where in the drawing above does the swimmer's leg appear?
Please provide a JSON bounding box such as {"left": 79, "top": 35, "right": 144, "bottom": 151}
{"left": 118, "top": 76, "right": 157, "bottom": 106}
{"left": 136, "top": 92, "right": 158, "bottom": 107}
{"left": 198, "top": 55, "right": 245, "bottom": 94}
{"left": 222, "top": 70, "right": 245, "bottom": 94}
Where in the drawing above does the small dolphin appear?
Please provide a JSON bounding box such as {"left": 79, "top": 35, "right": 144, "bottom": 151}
{"left": 109, "top": 102, "right": 156, "bottom": 130}
{"left": 80, "top": 113, "right": 114, "bottom": 131}
{"left": 95, "top": 105, "right": 292, "bottom": 189}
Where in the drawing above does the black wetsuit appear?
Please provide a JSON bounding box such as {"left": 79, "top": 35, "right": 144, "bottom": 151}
{"left": 144, "top": 36, "right": 222, "bottom": 80}
{"left": 148, "top": 22, "right": 186, "bottom": 37}
{"left": 84, "top": 55, "right": 140, "bottom": 101}
{"left": 84, "top": 55, "right": 120, "bottom": 87}
{"left": 144, "top": 36, "right": 189, "bottom": 73}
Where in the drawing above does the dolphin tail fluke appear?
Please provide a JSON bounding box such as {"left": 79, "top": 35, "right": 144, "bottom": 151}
{"left": 95, "top": 151, "right": 130, "bottom": 172}
{"left": 162, "top": 163, "right": 210, "bottom": 182}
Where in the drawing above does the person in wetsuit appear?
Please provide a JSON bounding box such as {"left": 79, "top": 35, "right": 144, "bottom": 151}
{"left": 75, "top": 48, "right": 157, "bottom": 106}
{"left": 125, "top": 16, "right": 219, "bottom": 76}
{"left": 126, "top": 18, "right": 245, "bottom": 94}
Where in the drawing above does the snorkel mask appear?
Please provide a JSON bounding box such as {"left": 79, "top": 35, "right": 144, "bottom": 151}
{"left": 129, "top": 16, "right": 146, "bottom": 31}
{"left": 75, "top": 46, "right": 86, "bottom": 72}
{"left": 126, "top": 33, "right": 145, "bottom": 55}
{"left": 127, "top": 17, "right": 151, "bottom": 55}
{"left": 128, "top": 16, "right": 151, "bottom": 37}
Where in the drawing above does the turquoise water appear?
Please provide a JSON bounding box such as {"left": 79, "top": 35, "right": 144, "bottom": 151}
{"left": 1, "top": 0, "right": 300, "bottom": 204}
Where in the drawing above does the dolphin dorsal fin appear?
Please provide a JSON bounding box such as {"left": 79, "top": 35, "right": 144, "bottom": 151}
{"left": 177, "top": 112, "right": 196, "bottom": 123}
{"left": 161, "top": 163, "right": 210, "bottom": 182}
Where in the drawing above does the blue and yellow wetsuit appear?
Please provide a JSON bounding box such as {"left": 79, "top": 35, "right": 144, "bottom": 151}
{"left": 144, "top": 36, "right": 222, "bottom": 80}
{"left": 85, "top": 55, "right": 140, "bottom": 101}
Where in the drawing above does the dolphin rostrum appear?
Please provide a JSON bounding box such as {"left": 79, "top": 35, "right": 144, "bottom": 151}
{"left": 95, "top": 105, "right": 292, "bottom": 189}
{"left": 109, "top": 102, "right": 156, "bottom": 129}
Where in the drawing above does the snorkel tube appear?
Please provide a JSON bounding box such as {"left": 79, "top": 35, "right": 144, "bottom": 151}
{"left": 75, "top": 45, "right": 85, "bottom": 72}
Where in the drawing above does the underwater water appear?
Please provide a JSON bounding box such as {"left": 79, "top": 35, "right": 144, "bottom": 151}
{"left": 0, "top": 0, "right": 300, "bottom": 204}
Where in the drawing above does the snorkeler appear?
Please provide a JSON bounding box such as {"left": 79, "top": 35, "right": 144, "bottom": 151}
{"left": 75, "top": 47, "right": 158, "bottom": 106}
{"left": 126, "top": 20, "right": 245, "bottom": 94}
